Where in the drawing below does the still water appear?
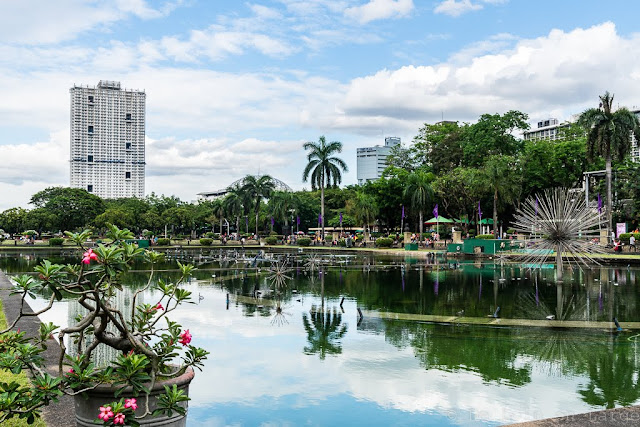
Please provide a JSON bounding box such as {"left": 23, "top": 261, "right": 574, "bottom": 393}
{"left": 2, "top": 250, "right": 640, "bottom": 426}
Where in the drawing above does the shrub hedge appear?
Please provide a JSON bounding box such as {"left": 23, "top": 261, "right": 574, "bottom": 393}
{"left": 265, "top": 236, "right": 278, "bottom": 245}
{"left": 375, "top": 237, "right": 394, "bottom": 248}
{"left": 49, "top": 238, "right": 64, "bottom": 246}
{"left": 475, "top": 234, "right": 495, "bottom": 240}
{"left": 297, "top": 237, "right": 312, "bottom": 246}
{"left": 619, "top": 233, "right": 640, "bottom": 243}
{"left": 199, "top": 238, "right": 213, "bottom": 246}
{"left": 156, "top": 238, "right": 171, "bottom": 246}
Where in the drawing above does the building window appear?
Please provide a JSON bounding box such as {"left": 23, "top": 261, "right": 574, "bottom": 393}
{"left": 125, "top": 113, "right": 132, "bottom": 120}
{"left": 87, "top": 185, "right": 93, "bottom": 192}
{"left": 125, "top": 142, "right": 131, "bottom": 150}
{"left": 88, "top": 125, "right": 94, "bottom": 134}
{"left": 88, "top": 155, "right": 93, "bottom": 162}
{"left": 88, "top": 95, "right": 94, "bottom": 103}
{"left": 125, "top": 172, "right": 131, "bottom": 179}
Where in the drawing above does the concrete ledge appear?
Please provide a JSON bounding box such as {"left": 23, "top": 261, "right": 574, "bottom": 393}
{"left": 505, "top": 405, "right": 640, "bottom": 426}
{"left": 0, "top": 271, "right": 75, "bottom": 427}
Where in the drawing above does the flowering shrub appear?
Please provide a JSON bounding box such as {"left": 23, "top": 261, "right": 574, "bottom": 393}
{"left": 0, "top": 225, "right": 208, "bottom": 425}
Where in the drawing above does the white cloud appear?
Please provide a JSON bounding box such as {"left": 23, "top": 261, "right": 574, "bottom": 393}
{"left": 0, "top": 0, "right": 182, "bottom": 45}
{"left": 344, "top": 0, "right": 414, "bottom": 24}
{"left": 434, "top": 0, "right": 482, "bottom": 17}
{"left": 336, "top": 22, "right": 640, "bottom": 133}
{"left": 3, "top": 22, "right": 640, "bottom": 208}
{"left": 434, "top": 0, "right": 506, "bottom": 17}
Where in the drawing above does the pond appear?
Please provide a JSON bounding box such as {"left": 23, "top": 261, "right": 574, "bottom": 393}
{"left": 2, "top": 249, "right": 640, "bottom": 426}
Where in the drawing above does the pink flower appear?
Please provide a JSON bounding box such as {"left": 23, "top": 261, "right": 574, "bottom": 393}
{"left": 178, "top": 329, "right": 192, "bottom": 346}
{"left": 124, "top": 398, "right": 138, "bottom": 411}
{"left": 155, "top": 303, "right": 164, "bottom": 311}
{"left": 82, "top": 248, "right": 98, "bottom": 265}
{"left": 113, "top": 413, "right": 125, "bottom": 425}
{"left": 98, "top": 406, "right": 114, "bottom": 421}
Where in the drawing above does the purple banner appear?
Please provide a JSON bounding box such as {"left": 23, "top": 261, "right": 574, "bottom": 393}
{"left": 433, "top": 204, "right": 438, "bottom": 219}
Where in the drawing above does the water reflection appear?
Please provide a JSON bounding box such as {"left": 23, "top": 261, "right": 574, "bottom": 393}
{"left": 5, "top": 252, "right": 640, "bottom": 425}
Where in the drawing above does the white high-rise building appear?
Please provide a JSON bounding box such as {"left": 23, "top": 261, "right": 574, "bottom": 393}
{"left": 356, "top": 137, "right": 400, "bottom": 184}
{"left": 70, "top": 80, "right": 146, "bottom": 198}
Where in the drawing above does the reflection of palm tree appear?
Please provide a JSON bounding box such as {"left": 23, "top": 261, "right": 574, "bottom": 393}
{"left": 579, "top": 341, "right": 640, "bottom": 409}
{"left": 302, "top": 306, "right": 348, "bottom": 360}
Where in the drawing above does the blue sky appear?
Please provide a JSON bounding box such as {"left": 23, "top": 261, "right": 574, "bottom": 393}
{"left": 1, "top": 0, "right": 640, "bottom": 210}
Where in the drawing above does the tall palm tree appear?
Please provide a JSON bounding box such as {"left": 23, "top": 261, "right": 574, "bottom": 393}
{"left": 578, "top": 92, "right": 640, "bottom": 231}
{"left": 302, "top": 136, "right": 348, "bottom": 239}
{"left": 223, "top": 185, "right": 245, "bottom": 236}
{"left": 240, "top": 175, "right": 275, "bottom": 235}
{"left": 404, "top": 171, "right": 433, "bottom": 240}
{"left": 269, "top": 191, "right": 297, "bottom": 234}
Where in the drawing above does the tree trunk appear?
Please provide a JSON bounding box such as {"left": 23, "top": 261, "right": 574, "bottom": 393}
{"left": 320, "top": 171, "right": 325, "bottom": 241}
{"left": 493, "top": 188, "right": 499, "bottom": 236}
{"left": 606, "top": 155, "right": 613, "bottom": 232}
{"left": 419, "top": 210, "right": 423, "bottom": 243}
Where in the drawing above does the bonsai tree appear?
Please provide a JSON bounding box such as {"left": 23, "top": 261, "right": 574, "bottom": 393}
{"left": 0, "top": 225, "right": 208, "bottom": 426}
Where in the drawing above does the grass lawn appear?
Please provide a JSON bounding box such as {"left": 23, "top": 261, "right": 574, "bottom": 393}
{"left": 0, "top": 300, "right": 47, "bottom": 427}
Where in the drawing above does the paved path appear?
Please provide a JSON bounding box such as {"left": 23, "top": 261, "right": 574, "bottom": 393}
{"left": 0, "top": 271, "right": 75, "bottom": 427}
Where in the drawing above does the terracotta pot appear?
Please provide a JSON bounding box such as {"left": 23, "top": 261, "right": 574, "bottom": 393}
{"left": 74, "top": 367, "right": 194, "bottom": 426}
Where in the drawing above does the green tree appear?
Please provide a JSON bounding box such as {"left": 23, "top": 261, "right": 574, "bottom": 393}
{"left": 240, "top": 175, "right": 275, "bottom": 235}
{"left": 93, "top": 208, "right": 134, "bottom": 230}
{"left": 347, "top": 192, "right": 379, "bottom": 239}
{"left": 29, "top": 187, "right": 105, "bottom": 231}
{"left": 412, "top": 121, "right": 464, "bottom": 174}
{"left": 404, "top": 171, "right": 434, "bottom": 239}
{"left": 269, "top": 191, "right": 298, "bottom": 233}
{"left": 483, "top": 155, "right": 522, "bottom": 234}
{"left": 433, "top": 167, "right": 486, "bottom": 233}
{"left": 23, "top": 208, "right": 55, "bottom": 235}
{"left": 461, "top": 111, "right": 529, "bottom": 167}
{"left": 578, "top": 92, "right": 640, "bottom": 230}
{"left": 302, "top": 136, "right": 348, "bottom": 239}
{"left": 223, "top": 186, "right": 245, "bottom": 235}
{"left": 0, "top": 207, "right": 28, "bottom": 235}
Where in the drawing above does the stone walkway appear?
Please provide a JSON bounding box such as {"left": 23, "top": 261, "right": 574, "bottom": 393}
{"left": 0, "top": 271, "right": 75, "bottom": 427}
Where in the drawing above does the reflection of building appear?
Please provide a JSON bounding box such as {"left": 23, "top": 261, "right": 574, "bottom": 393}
{"left": 68, "top": 289, "right": 144, "bottom": 366}
{"left": 357, "top": 137, "right": 400, "bottom": 185}
{"left": 70, "top": 80, "right": 146, "bottom": 198}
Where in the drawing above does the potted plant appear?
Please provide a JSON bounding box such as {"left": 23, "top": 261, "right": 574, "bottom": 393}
{"left": 0, "top": 225, "right": 208, "bottom": 426}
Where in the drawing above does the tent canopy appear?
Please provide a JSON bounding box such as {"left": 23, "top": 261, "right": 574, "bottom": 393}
{"left": 424, "top": 216, "right": 454, "bottom": 225}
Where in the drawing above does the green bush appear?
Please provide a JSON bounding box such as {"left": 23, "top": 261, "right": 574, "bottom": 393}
{"left": 269, "top": 231, "right": 278, "bottom": 236}
{"left": 23, "top": 230, "right": 37, "bottom": 237}
{"left": 297, "top": 237, "right": 312, "bottom": 247}
{"left": 49, "top": 238, "right": 64, "bottom": 246}
{"left": 476, "top": 234, "right": 495, "bottom": 240}
{"left": 199, "top": 238, "right": 213, "bottom": 246}
{"left": 619, "top": 233, "right": 640, "bottom": 243}
{"left": 265, "top": 236, "right": 278, "bottom": 245}
{"left": 375, "top": 237, "right": 394, "bottom": 248}
{"left": 506, "top": 228, "right": 516, "bottom": 234}
{"left": 338, "top": 239, "right": 346, "bottom": 247}
{"left": 156, "top": 238, "right": 171, "bottom": 246}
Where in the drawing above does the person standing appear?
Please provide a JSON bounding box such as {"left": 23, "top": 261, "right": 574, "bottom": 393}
{"left": 631, "top": 234, "right": 636, "bottom": 252}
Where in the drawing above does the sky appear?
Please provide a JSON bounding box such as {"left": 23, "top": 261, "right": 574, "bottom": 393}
{"left": 2, "top": 0, "right": 640, "bottom": 210}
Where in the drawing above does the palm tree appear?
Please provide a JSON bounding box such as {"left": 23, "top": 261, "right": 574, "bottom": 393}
{"left": 578, "top": 92, "right": 640, "bottom": 231}
{"left": 223, "top": 185, "right": 245, "bottom": 236}
{"left": 302, "top": 136, "right": 348, "bottom": 240}
{"left": 404, "top": 171, "right": 433, "bottom": 241}
{"left": 302, "top": 307, "right": 348, "bottom": 360}
{"left": 349, "top": 191, "right": 378, "bottom": 241}
{"left": 240, "top": 175, "right": 275, "bottom": 236}
{"left": 269, "top": 191, "right": 297, "bottom": 234}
